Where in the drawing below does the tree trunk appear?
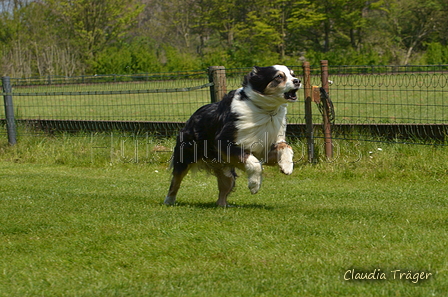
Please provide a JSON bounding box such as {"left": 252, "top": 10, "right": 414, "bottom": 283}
{"left": 404, "top": 45, "right": 414, "bottom": 65}
{"left": 324, "top": 21, "right": 330, "bottom": 52}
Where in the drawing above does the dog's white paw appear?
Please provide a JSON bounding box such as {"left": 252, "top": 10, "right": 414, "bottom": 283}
{"left": 164, "top": 196, "right": 176, "bottom": 205}
{"left": 279, "top": 146, "right": 294, "bottom": 175}
{"left": 248, "top": 174, "right": 262, "bottom": 194}
{"left": 280, "top": 161, "right": 293, "bottom": 175}
{"left": 245, "top": 155, "right": 263, "bottom": 194}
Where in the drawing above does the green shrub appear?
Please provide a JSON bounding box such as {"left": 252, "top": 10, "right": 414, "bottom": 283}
{"left": 424, "top": 42, "right": 448, "bottom": 65}
{"left": 92, "top": 39, "right": 163, "bottom": 74}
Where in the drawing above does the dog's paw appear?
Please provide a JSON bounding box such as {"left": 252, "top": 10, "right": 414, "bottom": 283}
{"left": 164, "top": 196, "right": 176, "bottom": 205}
{"left": 278, "top": 146, "right": 294, "bottom": 175}
{"left": 280, "top": 161, "right": 293, "bottom": 175}
{"left": 248, "top": 174, "right": 262, "bottom": 194}
{"left": 245, "top": 155, "right": 263, "bottom": 194}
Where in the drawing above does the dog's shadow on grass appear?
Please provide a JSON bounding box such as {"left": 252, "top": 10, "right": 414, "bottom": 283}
{"left": 171, "top": 201, "right": 274, "bottom": 210}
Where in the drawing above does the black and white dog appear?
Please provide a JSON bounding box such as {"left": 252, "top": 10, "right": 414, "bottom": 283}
{"left": 165, "top": 65, "right": 301, "bottom": 206}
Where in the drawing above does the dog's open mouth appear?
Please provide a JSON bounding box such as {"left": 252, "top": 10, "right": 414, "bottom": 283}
{"left": 284, "top": 89, "right": 298, "bottom": 101}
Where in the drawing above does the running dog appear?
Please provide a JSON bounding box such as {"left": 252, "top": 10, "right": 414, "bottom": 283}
{"left": 164, "top": 65, "right": 301, "bottom": 206}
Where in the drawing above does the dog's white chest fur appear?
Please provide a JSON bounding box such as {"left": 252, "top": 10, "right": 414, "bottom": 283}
{"left": 231, "top": 89, "right": 287, "bottom": 159}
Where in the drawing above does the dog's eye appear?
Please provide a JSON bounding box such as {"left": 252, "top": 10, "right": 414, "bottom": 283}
{"left": 275, "top": 74, "right": 283, "bottom": 80}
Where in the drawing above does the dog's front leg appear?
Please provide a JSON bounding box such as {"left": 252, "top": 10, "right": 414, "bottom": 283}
{"left": 245, "top": 154, "right": 263, "bottom": 194}
{"left": 278, "top": 142, "right": 294, "bottom": 174}
{"left": 223, "top": 144, "right": 263, "bottom": 194}
{"left": 266, "top": 141, "right": 294, "bottom": 175}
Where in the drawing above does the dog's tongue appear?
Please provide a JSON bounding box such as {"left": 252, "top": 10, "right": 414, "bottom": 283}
{"left": 284, "top": 90, "right": 298, "bottom": 101}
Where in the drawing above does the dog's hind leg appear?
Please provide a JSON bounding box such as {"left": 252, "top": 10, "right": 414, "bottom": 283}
{"left": 215, "top": 168, "right": 236, "bottom": 207}
{"left": 164, "top": 165, "right": 190, "bottom": 205}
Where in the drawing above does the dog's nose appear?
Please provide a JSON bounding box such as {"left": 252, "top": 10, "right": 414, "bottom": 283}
{"left": 293, "top": 79, "right": 301, "bottom": 86}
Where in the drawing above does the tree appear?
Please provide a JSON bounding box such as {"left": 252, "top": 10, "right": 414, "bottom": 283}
{"left": 381, "top": 0, "right": 444, "bottom": 64}
{"left": 46, "top": 0, "right": 143, "bottom": 63}
{"left": 0, "top": 0, "right": 32, "bottom": 11}
{"left": 2, "top": 0, "right": 448, "bottom": 76}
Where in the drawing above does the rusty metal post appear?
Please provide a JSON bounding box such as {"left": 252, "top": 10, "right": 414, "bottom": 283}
{"left": 302, "top": 62, "right": 315, "bottom": 163}
{"left": 320, "top": 60, "right": 333, "bottom": 160}
{"left": 208, "top": 66, "right": 227, "bottom": 103}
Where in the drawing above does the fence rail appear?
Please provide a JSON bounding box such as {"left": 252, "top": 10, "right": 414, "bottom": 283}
{"left": 1, "top": 64, "right": 447, "bottom": 147}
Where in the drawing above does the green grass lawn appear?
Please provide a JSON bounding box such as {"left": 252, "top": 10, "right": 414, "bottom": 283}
{"left": 0, "top": 136, "right": 447, "bottom": 296}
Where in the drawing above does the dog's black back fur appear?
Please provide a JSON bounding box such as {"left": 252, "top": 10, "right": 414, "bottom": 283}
{"left": 171, "top": 90, "right": 241, "bottom": 175}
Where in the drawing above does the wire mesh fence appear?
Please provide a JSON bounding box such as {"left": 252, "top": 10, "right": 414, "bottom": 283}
{"left": 323, "top": 65, "right": 447, "bottom": 144}
{"left": 2, "top": 71, "right": 211, "bottom": 122}
{"left": 329, "top": 65, "right": 447, "bottom": 124}
{"left": 1, "top": 65, "right": 447, "bottom": 145}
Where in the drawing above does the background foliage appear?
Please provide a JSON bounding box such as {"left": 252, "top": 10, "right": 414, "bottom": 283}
{"left": 1, "top": 0, "right": 447, "bottom": 77}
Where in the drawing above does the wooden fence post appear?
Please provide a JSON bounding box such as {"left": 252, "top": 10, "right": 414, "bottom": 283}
{"left": 2, "top": 76, "right": 17, "bottom": 145}
{"left": 320, "top": 60, "right": 333, "bottom": 160}
{"left": 302, "top": 62, "right": 315, "bottom": 163}
{"left": 208, "top": 66, "right": 227, "bottom": 103}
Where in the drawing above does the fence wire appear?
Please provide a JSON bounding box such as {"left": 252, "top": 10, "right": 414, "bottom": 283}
{"left": 325, "top": 65, "right": 447, "bottom": 144}
{"left": 1, "top": 65, "right": 447, "bottom": 145}
{"left": 329, "top": 65, "right": 447, "bottom": 124}
{"left": 1, "top": 71, "right": 211, "bottom": 123}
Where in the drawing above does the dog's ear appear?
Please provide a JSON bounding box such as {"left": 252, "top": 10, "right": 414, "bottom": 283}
{"left": 251, "top": 66, "right": 260, "bottom": 75}
{"left": 243, "top": 66, "right": 260, "bottom": 87}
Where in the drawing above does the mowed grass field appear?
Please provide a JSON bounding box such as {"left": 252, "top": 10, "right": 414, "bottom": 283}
{"left": 0, "top": 135, "right": 447, "bottom": 296}
{"left": 2, "top": 70, "right": 447, "bottom": 124}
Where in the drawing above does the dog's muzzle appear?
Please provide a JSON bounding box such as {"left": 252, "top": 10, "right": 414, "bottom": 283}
{"left": 284, "top": 89, "right": 298, "bottom": 101}
{"left": 284, "top": 79, "right": 301, "bottom": 102}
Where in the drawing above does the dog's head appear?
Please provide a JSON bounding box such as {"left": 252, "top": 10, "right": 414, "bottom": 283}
{"left": 243, "top": 65, "right": 301, "bottom": 106}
